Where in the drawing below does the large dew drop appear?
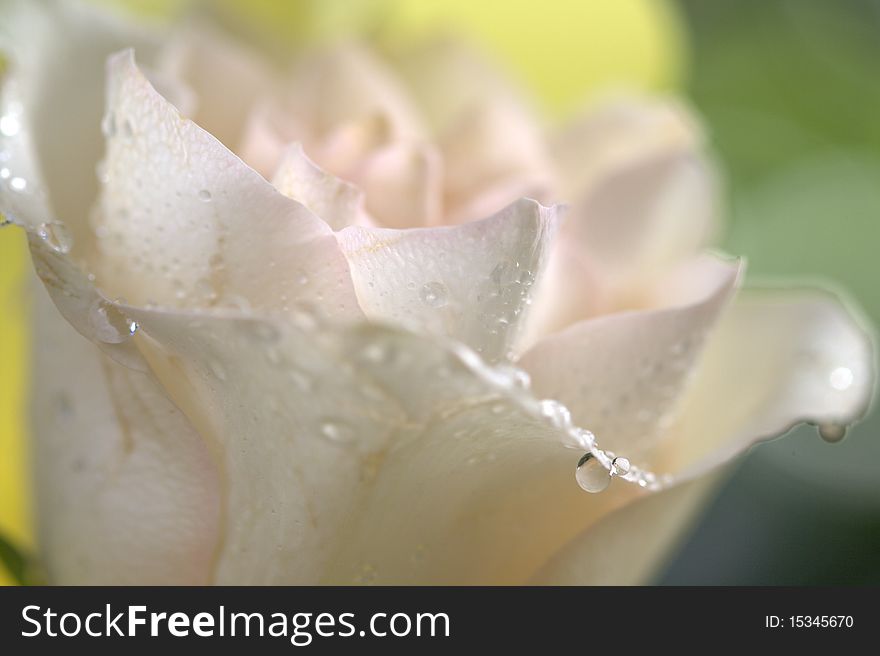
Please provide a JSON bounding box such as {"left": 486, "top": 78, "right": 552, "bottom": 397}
{"left": 320, "top": 420, "right": 355, "bottom": 445}
{"left": 37, "top": 222, "right": 73, "bottom": 254}
{"left": 420, "top": 281, "right": 448, "bottom": 308}
{"left": 818, "top": 423, "right": 847, "bottom": 443}
{"left": 88, "top": 300, "right": 138, "bottom": 344}
{"left": 576, "top": 453, "right": 611, "bottom": 493}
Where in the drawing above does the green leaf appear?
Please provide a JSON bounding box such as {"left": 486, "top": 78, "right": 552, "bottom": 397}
{"left": 0, "top": 532, "right": 42, "bottom": 586}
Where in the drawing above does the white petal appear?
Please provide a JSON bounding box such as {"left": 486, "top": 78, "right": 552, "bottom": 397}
{"left": 0, "top": 62, "right": 144, "bottom": 370}
{"left": 664, "top": 286, "right": 876, "bottom": 478}
{"left": 31, "top": 281, "right": 220, "bottom": 585}
{"left": 337, "top": 198, "right": 560, "bottom": 363}
{"left": 519, "top": 255, "right": 741, "bottom": 457}
{"left": 119, "top": 306, "right": 634, "bottom": 584}
{"left": 530, "top": 475, "right": 721, "bottom": 585}
{"left": 94, "top": 51, "right": 362, "bottom": 320}
{"left": 271, "top": 143, "right": 366, "bottom": 230}
{"left": 0, "top": 0, "right": 157, "bottom": 254}
{"left": 531, "top": 287, "right": 875, "bottom": 585}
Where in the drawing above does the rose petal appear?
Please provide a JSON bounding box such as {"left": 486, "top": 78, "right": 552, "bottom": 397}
{"left": 568, "top": 150, "right": 718, "bottom": 283}
{"left": 526, "top": 140, "right": 718, "bottom": 338}
{"left": 94, "top": 51, "right": 362, "bottom": 321}
{"left": 157, "top": 25, "right": 276, "bottom": 150}
{"left": 0, "top": 66, "right": 145, "bottom": 370}
{"left": 31, "top": 281, "right": 220, "bottom": 585}
{"left": 530, "top": 476, "right": 721, "bottom": 585}
{"left": 663, "top": 286, "right": 876, "bottom": 478}
{"left": 119, "top": 306, "right": 635, "bottom": 584}
{"left": 286, "top": 43, "right": 423, "bottom": 143}
{"left": 271, "top": 143, "right": 367, "bottom": 230}
{"left": 551, "top": 95, "right": 703, "bottom": 198}
{"left": 531, "top": 286, "right": 875, "bottom": 584}
{"left": 393, "top": 37, "right": 532, "bottom": 136}
{"left": 353, "top": 141, "right": 443, "bottom": 228}
{"left": 311, "top": 112, "right": 393, "bottom": 179}
{"left": 337, "top": 198, "right": 560, "bottom": 363}
{"left": 441, "top": 101, "right": 553, "bottom": 223}
{"left": 519, "top": 255, "right": 741, "bottom": 457}
{"left": 0, "top": 0, "right": 157, "bottom": 254}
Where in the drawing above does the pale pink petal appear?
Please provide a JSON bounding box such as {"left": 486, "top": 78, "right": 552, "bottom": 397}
{"left": 238, "top": 100, "right": 306, "bottom": 177}
{"left": 286, "top": 43, "right": 423, "bottom": 143}
{"left": 94, "top": 51, "right": 362, "bottom": 321}
{"left": 271, "top": 143, "right": 367, "bottom": 230}
{"left": 337, "top": 198, "right": 560, "bottom": 363}
{"left": 552, "top": 95, "right": 703, "bottom": 197}
{"left": 352, "top": 141, "right": 443, "bottom": 228}
{"left": 157, "top": 25, "right": 277, "bottom": 151}
{"left": 394, "top": 37, "right": 532, "bottom": 136}
{"left": 311, "top": 112, "right": 394, "bottom": 179}
{"left": 568, "top": 150, "right": 718, "bottom": 282}
{"left": 442, "top": 101, "right": 554, "bottom": 223}
{"left": 519, "top": 255, "right": 741, "bottom": 457}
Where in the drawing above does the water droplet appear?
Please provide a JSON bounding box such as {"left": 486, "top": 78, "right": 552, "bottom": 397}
{"left": 538, "top": 398, "right": 572, "bottom": 429}
{"left": 492, "top": 364, "right": 531, "bottom": 389}
{"left": 9, "top": 176, "right": 26, "bottom": 192}
{"left": 198, "top": 189, "right": 212, "bottom": 202}
{"left": 295, "top": 270, "right": 309, "bottom": 286}
{"left": 829, "top": 366, "right": 854, "bottom": 391}
{"left": 359, "top": 342, "right": 388, "bottom": 364}
{"left": 576, "top": 453, "right": 610, "bottom": 493}
{"left": 290, "top": 304, "right": 319, "bottom": 331}
{"left": 611, "top": 456, "right": 631, "bottom": 477}
{"left": 320, "top": 419, "right": 354, "bottom": 445}
{"left": 88, "top": 300, "right": 134, "bottom": 344}
{"left": 420, "top": 281, "right": 448, "bottom": 308}
{"left": 490, "top": 260, "right": 516, "bottom": 285}
{"left": 0, "top": 167, "right": 9, "bottom": 179}
{"left": 194, "top": 277, "right": 217, "bottom": 302}
{"left": 0, "top": 113, "right": 20, "bottom": 137}
{"left": 818, "top": 423, "right": 847, "bottom": 443}
{"left": 100, "top": 112, "right": 116, "bottom": 138}
{"left": 128, "top": 320, "right": 139, "bottom": 336}
{"left": 567, "top": 427, "right": 596, "bottom": 450}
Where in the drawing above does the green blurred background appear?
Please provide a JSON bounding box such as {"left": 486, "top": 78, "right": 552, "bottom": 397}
{"left": 661, "top": 0, "right": 880, "bottom": 584}
{"left": 1, "top": 0, "right": 878, "bottom": 584}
